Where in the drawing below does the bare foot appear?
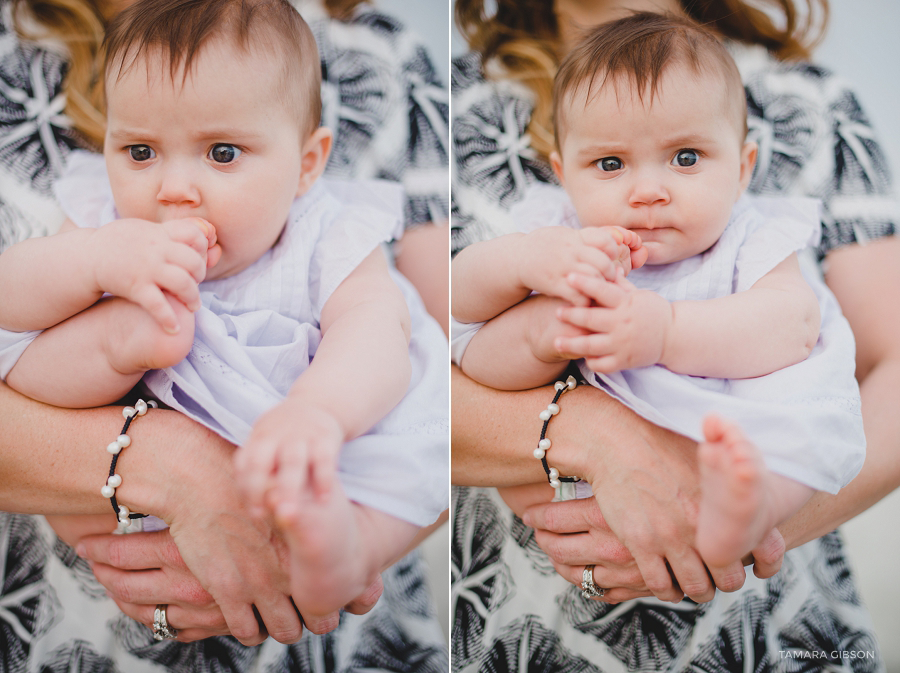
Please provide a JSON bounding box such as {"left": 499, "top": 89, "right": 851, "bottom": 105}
{"left": 275, "top": 485, "right": 377, "bottom": 632}
{"left": 696, "top": 415, "right": 772, "bottom": 567}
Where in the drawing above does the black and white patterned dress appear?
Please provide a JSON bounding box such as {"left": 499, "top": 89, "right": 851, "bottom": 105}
{"left": 0, "top": 1, "right": 449, "bottom": 671}
{"left": 451, "top": 42, "right": 899, "bottom": 672}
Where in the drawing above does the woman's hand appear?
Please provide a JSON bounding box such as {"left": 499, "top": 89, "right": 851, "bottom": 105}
{"left": 520, "top": 492, "right": 751, "bottom": 603}
{"left": 76, "top": 529, "right": 385, "bottom": 643}
{"left": 78, "top": 530, "right": 237, "bottom": 643}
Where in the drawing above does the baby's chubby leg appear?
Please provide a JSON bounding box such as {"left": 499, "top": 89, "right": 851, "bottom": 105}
{"left": 696, "top": 415, "right": 813, "bottom": 568}
{"left": 7, "top": 294, "right": 194, "bottom": 408}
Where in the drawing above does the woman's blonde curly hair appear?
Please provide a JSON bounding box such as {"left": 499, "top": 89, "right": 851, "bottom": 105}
{"left": 455, "top": 0, "right": 829, "bottom": 159}
{"left": 11, "top": 0, "right": 369, "bottom": 149}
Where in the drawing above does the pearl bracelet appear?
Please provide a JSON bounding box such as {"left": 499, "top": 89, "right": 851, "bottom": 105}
{"left": 534, "top": 375, "right": 580, "bottom": 488}
{"left": 103, "top": 398, "right": 156, "bottom": 531}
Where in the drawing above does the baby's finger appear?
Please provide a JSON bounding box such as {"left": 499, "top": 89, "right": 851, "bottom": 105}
{"left": 567, "top": 273, "right": 627, "bottom": 308}
{"left": 155, "top": 266, "right": 201, "bottom": 312}
{"left": 207, "top": 243, "right": 222, "bottom": 270}
{"left": 274, "top": 440, "right": 310, "bottom": 505}
{"left": 132, "top": 284, "right": 180, "bottom": 333}
{"left": 557, "top": 306, "right": 614, "bottom": 333}
{"left": 163, "top": 219, "right": 210, "bottom": 256}
{"left": 576, "top": 245, "right": 619, "bottom": 282}
{"left": 582, "top": 355, "right": 622, "bottom": 374}
{"left": 235, "top": 437, "right": 280, "bottom": 513}
{"left": 165, "top": 243, "right": 207, "bottom": 284}
{"left": 555, "top": 333, "right": 612, "bottom": 359}
{"left": 309, "top": 445, "right": 337, "bottom": 500}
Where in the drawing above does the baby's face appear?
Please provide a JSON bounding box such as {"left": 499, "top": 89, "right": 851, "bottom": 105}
{"left": 104, "top": 39, "right": 308, "bottom": 280}
{"left": 553, "top": 66, "right": 756, "bottom": 265}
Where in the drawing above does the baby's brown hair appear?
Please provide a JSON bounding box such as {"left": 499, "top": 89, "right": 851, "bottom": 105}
{"left": 103, "top": 0, "right": 321, "bottom": 137}
{"left": 553, "top": 13, "right": 747, "bottom": 152}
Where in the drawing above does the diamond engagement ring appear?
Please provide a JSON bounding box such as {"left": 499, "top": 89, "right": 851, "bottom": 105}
{"left": 581, "top": 565, "right": 605, "bottom": 599}
{"left": 153, "top": 604, "right": 178, "bottom": 641}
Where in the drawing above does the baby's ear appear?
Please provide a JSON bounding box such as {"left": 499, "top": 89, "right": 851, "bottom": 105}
{"left": 738, "top": 140, "right": 758, "bottom": 194}
{"left": 297, "top": 127, "right": 333, "bottom": 196}
{"left": 550, "top": 151, "right": 565, "bottom": 187}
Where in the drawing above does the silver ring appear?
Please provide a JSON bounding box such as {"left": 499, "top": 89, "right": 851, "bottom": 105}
{"left": 153, "top": 604, "right": 178, "bottom": 641}
{"left": 581, "top": 565, "right": 605, "bottom": 599}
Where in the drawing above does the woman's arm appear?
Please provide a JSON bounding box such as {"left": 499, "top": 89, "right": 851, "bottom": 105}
{"left": 0, "top": 382, "right": 304, "bottom": 645}
{"left": 394, "top": 222, "right": 450, "bottom": 335}
{"left": 452, "top": 364, "right": 733, "bottom": 602}
{"left": 779, "top": 237, "right": 900, "bottom": 546}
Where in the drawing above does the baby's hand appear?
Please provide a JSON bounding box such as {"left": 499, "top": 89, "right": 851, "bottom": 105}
{"left": 91, "top": 217, "right": 218, "bottom": 333}
{"left": 234, "top": 398, "right": 345, "bottom": 520}
{"left": 516, "top": 226, "right": 646, "bottom": 306}
{"left": 555, "top": 271, "right": 672, "bottom": 373}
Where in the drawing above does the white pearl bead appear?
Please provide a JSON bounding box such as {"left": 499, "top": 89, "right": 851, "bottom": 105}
{"left": 122, "top": 407, "right": 136, "bottom": 419}
{"left": 106, "top": 442, "right": 122, "bottom": 455}
{"left": 117, "top": 518, "right": 132, "bottom": 531}
{"left": 549, "top": 467, "right": 559, "bottom": 480}
{"left": 548, "top": 403, "right": 560, "bottom": 415}
{"left": 539, "top": 439, "right": 551, "bottom": 450}
{"left": 101, "top": 485, "right": 115, "bottom": 498}
{"left": 116, "top": 434, "right": 131, "bottom": 448}
{"left": 566, "top": 376, "right": 577, "bottom": 390}
{"left": 135, "top": 400, "right": 148, "bottom": 416}
{"left": 539, "top": 410, "right": 551, "bottom": 421}
{"left": 118, "top": 504, "right": 130, "bottom": 518}
{"left": 107, "top": 474, "right": 122, "bottom": 488}
{"left": 550, "top": 479, "right": 561, "bottom": 489}
{"left": 554, "top": 381, "right": 566, "bottom": 391}
{"left": 533, "top": 447, "right": 545, "bottom": 459}
{"left": 148, "top": 400, "right": 158, "bottom": 408}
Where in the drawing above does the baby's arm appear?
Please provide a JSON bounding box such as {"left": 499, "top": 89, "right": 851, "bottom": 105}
{"left": 453, "top": 226, "right": 645, "bottom": 389}
{"left": 558, "top": 253, "right": 820, "bottom": 378}
{"left": 236, "top": 246, "right": 411, "bottom": 507}
{"left": 0, "top": 217, "right": 215, "bottom": 333}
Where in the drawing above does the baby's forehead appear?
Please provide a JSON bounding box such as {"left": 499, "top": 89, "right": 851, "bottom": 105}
{"left": 560, "top": 60, "right": 746, "bottom": 140}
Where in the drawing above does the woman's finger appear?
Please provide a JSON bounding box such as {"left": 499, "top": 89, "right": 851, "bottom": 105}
{"left": 301, "top": 611, "right": 341, "bottom": 635}
{"left": 633, "top": 554, "right": 684, "bottom": 603}
{"left": 90, "top": 562, "right": 214, "bottom": 608}
{"left": 78, "top": 530, "right": 185, "bottom": 571}
{"left": 665, "top": 547, "right": 716, "bottom": 603}
{"left": 344, "top": 575, "right": 384, "bottom": 615}
{"left": 522, "top": 497, "right": 606, "bottom": 534}
{"left": 111, "top": 598, "right": 229, "bottom": 636}
{"left": 705, "top": 560, "right": 747, "bottom": 593}
{"left": 750, "top": 528, "right": 786, "bottom": 579}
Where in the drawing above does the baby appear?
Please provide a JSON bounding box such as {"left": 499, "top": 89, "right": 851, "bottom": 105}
{"left": 452, "top": 13, "right": 864, "bottom": 574}
{"left": 0, "top": 0, "right": 447, "bottom": 622}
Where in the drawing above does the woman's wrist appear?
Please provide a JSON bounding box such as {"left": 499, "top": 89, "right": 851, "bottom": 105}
{"left": 113, "top": 409, "right": 236, "bottom": 524}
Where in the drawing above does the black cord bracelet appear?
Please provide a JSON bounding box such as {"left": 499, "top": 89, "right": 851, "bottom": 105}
{"left": 534, "top": 376, "right": 580, "bottom": 488}
{"left": 101, "top": 399, "right": 155, "bottom": 530}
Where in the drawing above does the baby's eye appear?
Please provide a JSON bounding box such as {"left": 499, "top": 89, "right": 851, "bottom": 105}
{"left": 209, "top": 144, "right": 242, "bottom": 164}
{"left": 597, "top": 157, "right": 623, "bottom": 172}
{"left": 672, "top": 149, "right": 699, "bottom": 167}
{"left": 128, "top": 145, "right": 155, "bottom": 162}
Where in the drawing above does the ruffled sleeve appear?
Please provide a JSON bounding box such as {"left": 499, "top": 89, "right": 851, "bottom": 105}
{"left": 510, "top": 182, "right": 579, "bottom": 234}
{"left": 305, "top": 179, "right": 405, "bottom": 322}
{"left": 51, "top": 149, "right": 116, "bottom": 229}
{"left": 733, "top": 195, "right": 820, "bottom": 292}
